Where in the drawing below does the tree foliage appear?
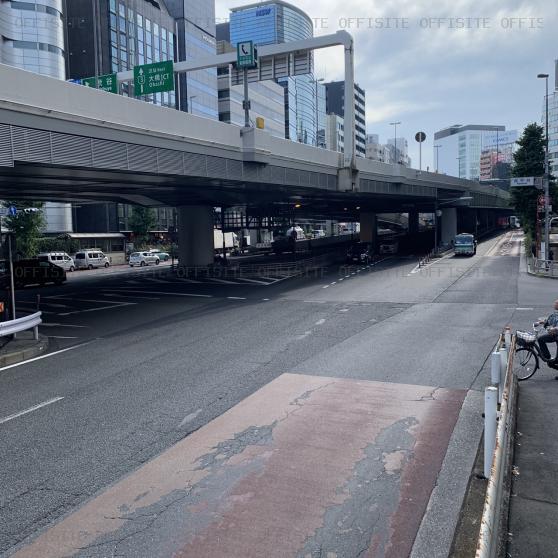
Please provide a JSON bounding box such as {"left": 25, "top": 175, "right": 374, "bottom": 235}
{"left": 510, "top": 123, "right": 556, "bottom": 236}
{"left": 3, "top": 202, "right": 46, "bottom": 258}
{"left": 128, "top": 206, "right": 156, "bottom": 243}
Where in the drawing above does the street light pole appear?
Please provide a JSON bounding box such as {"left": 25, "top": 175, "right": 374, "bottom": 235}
{"left": 538, "top": 73, "right": 550, "bottom": 259}
{"left": 189, "top": 95, "right": 197, "bottom": 116}
{"left": 314, "top": 77, "right": 324, "bottom": 147}
{"left": 390, "top": 121, "right": 401, "bottom": 164}
{"left": 434, "top": 144, "right": 442, "bottom": 172}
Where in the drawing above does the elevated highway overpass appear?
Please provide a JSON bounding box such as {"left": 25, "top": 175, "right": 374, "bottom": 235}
{"left": 0, "top": 64, "right": 510, "bottom": 265}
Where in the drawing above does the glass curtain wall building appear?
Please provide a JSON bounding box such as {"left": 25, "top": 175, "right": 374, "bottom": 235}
{"left": 66, "top": 0, "right": 176, "bottom": 109}
{"left": 229, "top": 1, "right": 324, "bottom": 146}
{"left": 0, "top": 0, "right": 71, "bottom": 233}
{"left": 165, "top": 0, "right": 218, "bottom": 119}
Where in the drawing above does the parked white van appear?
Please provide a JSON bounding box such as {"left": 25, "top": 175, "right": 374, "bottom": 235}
{"left": 74, "top": 250, "right": 110, "bottom": 270}
{"left": 38, "top": 252, "right": 76, "bottom": 272}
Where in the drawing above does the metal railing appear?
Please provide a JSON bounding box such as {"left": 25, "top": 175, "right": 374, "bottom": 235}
{"left": 476, "top": 328, "right": 517, "bottom": 558}
{"left": 0, "top": 311, "right": 42, "bottom": 340}
{"left": 530, "top": 258, "right": 558, "bottom": 277}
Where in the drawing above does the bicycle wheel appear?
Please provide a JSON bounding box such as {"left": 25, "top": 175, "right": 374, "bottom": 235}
{"left": 514, "top": 347, "right": 539, "bottom": 381}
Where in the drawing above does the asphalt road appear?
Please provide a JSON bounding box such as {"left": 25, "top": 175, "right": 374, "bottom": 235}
{"left": 0, "top": 229, "right": 544, "bottom": 557}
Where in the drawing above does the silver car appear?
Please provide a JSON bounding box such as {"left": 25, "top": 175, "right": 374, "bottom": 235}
{"left": 129, "top": 251, "right": 160, "bottom": 267}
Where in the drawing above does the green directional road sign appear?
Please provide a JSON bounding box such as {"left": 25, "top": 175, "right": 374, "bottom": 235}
{"left": 97, "top": 73, "right": 118, "bottom": 93}
{"left": 80, "top": 74, "right": 118, "bottom": 93}
{"left": 81, "top": 76, "right": 97, "bottom": 88}
{"left": 134, "top": 60, "right": 174, "bottom": 96}
{"left": 236, "top": 40, "right": 257, "bottom": 69}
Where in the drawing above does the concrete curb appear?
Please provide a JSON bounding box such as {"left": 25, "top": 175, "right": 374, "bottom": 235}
{"left": 0, "top": 336, "right": 49, "bottom": 368}
{"left": 410, "top": 390, "right": 485, "bottom": 558}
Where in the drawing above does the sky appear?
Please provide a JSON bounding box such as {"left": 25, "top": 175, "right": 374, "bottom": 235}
{"left": 214, "top": 0, "right": 558, "bottom": 169}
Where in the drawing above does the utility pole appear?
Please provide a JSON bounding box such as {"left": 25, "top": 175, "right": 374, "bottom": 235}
{"left": 538, "top": 73, "right": 550, "bottom": 259}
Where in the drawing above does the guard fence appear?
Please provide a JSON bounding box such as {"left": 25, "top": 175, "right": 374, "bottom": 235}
{"left": 476, "top": 327, "right": 517, "bottom": 558}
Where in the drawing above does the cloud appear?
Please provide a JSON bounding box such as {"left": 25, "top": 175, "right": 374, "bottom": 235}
{"left": 215, "top": 0, "right": 557, "bottom": 168}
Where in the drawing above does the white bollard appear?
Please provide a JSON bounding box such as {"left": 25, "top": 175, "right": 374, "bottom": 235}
{"left": 491, "top": 351, "right": 500, "bottom": 388}
{"left": 484, "top": 386, "right": 498, "bottom": 479}
{"left": 504, "top": 327, "right": 512, "bottom": 349}
{"left": 499, "top": 348, "right": 508, "bottom": 404}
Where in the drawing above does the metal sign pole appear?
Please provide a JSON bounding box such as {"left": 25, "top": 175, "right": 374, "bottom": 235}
{"left": 8, "top": 234, "right": 16, "bottom": 329}
{"left": 243, "top": 67, "right": 250, "bottom": 127}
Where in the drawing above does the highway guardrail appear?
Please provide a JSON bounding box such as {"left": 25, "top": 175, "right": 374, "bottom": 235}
{"left": 0, "top": 311, "right": 42, "bottom": 340}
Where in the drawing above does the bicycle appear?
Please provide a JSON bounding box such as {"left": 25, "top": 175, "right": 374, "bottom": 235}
{"left": 515, "top": 323, "right": 558, "bottom": 380}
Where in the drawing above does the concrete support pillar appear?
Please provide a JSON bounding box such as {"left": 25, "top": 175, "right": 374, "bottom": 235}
{"left": 360, "top": 212, "right": 377, "bottom": 246}
{"left": 440, "top": 207, "right": 457, "bottom": 246}
{"left": 408, "top": 210, "right": 419, "bottom": 235}
{"left": 178, "top": 205, "right": 214, "bottom": 267}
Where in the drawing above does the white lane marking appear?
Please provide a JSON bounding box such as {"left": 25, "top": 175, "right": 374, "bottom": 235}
{"left": 0, "top": 340, "right": 97, "bottom": 373}
{"left": 207, "top": 278, "right": 240, "bottom": 285}
{"left": 233, "top": 277, "right": 272, "bottom": 285}
{"left": 340, "top": 309, "right": 349, "bottom": 313}
{"left": 331, "top": 282, "right": 337, "bottom": 285}
{"left": 102, "top": 290, "right": 213, "bottom": 298}
{"left": 0, "top": 396, "right": 64, "bottom": 425}
{"left": 17, "top": 301, "right": 70, "bottom": 309}
{"left": 47, "top": 336, "right": 79, "bottom": 339}
{"left": 39, "top": 323, "right": 89, "bottom": 328}
{"left": 174, "top": 278, "right": 203, "bottom": 284}
{"left": 58, "top": 302, "right": 135, "bottom": 316}
{"left": 408, "top": 252, "right": 454, "bottom": 275}
{"left": 322, "top": 285, "right": 329, "bottom": 289}
{"left": 227, "top": 296, "right": 247, "bottom": 300}
{"left": 179, "top": 408, "right": 203, "bottom": 427}
{"left": 262, "top": 298, "right": 270, "bottom": 301}
{"left": 303, "top": 300, "right": 327, "bottom": 304}
{"left": 315, "top": 319, "right": 326, "bottom": 325}
{"left": 102, "top": 293, "right": 160, "bottom": 300}
{"left": 515, "top": 307, "right": 534, "bottom": 311}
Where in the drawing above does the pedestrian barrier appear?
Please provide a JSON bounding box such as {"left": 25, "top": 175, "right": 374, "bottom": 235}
{"left": 0, "top": 311, "right": 42, "bottom": 340}
{"left": 529, "top": 258, "right": 558, "bottom": 277}
{"left": 476, "top": 327, "right": 517, "bottom": 558}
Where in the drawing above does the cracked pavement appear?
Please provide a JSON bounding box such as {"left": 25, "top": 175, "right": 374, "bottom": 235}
{"left": 0, "top": 233, "right": 527, "bottom": 556}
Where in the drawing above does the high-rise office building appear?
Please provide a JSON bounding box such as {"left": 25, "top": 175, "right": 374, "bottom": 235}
{"left": 215, "top": 24, "right": 285, "bottom": 138}
{"left": 324, "top": 80, "right": 366, "bottom": 157}
{"left": 365, "top": 134, "right": 387, "bottom": 163}
{"left": 434, "top": 124, "right": 508, "bottom": 180}
{"left": 325, "top": 114, "right": 344, "bottom": 153}
{"left": 229, "top": 1, "right": 325, "bottom": 146}
{"left": 65, "top": 0, "right": 179, "bottom": 233}
{"left": 543, "top": 60, "right": 558, "bottom": 177}
{"left": 0, "top": 0, "right": 71, "bottom": 233}
{"left": 66, "top": 1, "right": 220, "bottom": 233}
{"left": 165, "top": 0, "right": 218, "bottom": 119}
{"left": 386, "top": 137, "right": 411, "bottom": 167}
{"left": 66, "top": 0, "right": 177, "bottom": 108}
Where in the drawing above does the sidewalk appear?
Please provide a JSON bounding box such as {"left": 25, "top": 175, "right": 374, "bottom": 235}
{"left": 0, "top": 331, "right": 48, "bottom": 368}
{"left": 507, "top": 375, "right": 558, "bottom": 557}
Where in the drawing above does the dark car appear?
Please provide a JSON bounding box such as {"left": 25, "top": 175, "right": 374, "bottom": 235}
{"left": 346, "top": 243, "right": 372, "bottom": 265}
{"left": 0, "top": 259, "right": 67, "bottom": 289}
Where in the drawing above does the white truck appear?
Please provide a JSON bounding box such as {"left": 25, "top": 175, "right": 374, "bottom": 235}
{"left": 214, "top": 230, "right": 237, "bottom": 254}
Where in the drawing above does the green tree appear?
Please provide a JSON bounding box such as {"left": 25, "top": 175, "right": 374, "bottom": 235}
{"left": 510, "top": 123, "right": 556, "bottom": 235}
{"left": 128, "top": 206, "right": 156, "bottom": 245}
{"left": 3, "top": 202, "right": 46, "bottom": 258}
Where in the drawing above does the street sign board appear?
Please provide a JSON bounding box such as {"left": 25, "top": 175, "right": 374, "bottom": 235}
{"left": 97, "top": 74, "right": 118, "bottom": 93}
{"left": 81, "top": 76, "right": 97, "bottom": 88}
{"left": 510, "top": 177, "right": 535, "bottom": 187}
{"left": 415, "top": 131, "right": 426, "bottom": 143}
{"left": 80, "top": 74, "right": 118, "bottom": 93}
{"left": 134, "top": 60, "right": 174, "bottom": 96}
{"left": 8, "top": 206, "right": 17, "bottom": 216}
{"left": 236, "top": 41, "right": 258, "bottom": 69}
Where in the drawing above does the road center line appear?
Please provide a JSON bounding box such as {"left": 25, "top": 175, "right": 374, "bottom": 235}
{"left": 101, "top": 290, "right": 213, "bottom": 298}
{"left": 0, "top": 397, "right": 64, "bottom": 425}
